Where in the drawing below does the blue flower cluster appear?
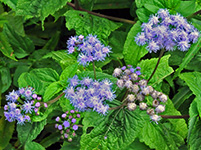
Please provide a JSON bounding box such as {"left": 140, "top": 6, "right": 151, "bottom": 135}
{"left": 4, "top": 87, "right": 47, "bottom": 125}
{"left": 55, "top": 110, "right": 81, "bottom": 141}
{"left": 64, "top": 75, "right": 116, "bottom": 115}
{"left": 66, "top": 34, "right": 111, "bottom": 66}
{"left": 135, "top": 8, "right": 200, "bottom": 53}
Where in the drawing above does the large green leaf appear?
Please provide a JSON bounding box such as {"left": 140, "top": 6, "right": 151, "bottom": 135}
{"left": 64, "top": 10, "right": 122, "bottom": 40}
{"left": 0, "top": 116, "right": 15, "bottom": 149}
{"left": 0, "top": 32, "right": 17, "bottom": 61}
{"left": 18, "top": 68, "right": 59, "bottom": 95}
{"left": 80, "top": 101, "right": 144, "bottom": 150}
{"left": 123, "top": 21, "right": 148, "bottom": 66}
{"left": 173, "top": 37, "right": 201, "bottom": 79}
{"left": 0, "top": 0, "right": 17, "bottom": 10}
{"left": 179, "top": 72, "right": 201, "bottom": 97}
{"left": 0, "top": 66, "right": 12, "bottom": 93}
{"left": 189, "top": 119, "right": 201, "bottom": 150}
{"left": 137, "top": 55, "right": 174, "bottom": 85}
{"left": 24, "top": 141, "right": 45, "bottom": 150}
{"left": 176, "top": 0, "right": 196, "bottom": 17}
{"left": 16, "top": 0, "right": 72, "bottom": 27}
{"left": 40, "top": 132, "right": 61, "bottom": 148}
{"left": 3, "top": 23, "right": 35, "bottom": 58}
{"left": 17, "top": 120, "right": 47, "bottom": 145}
{"left": 60, "top": 63, "right": 79, "bottom": 81}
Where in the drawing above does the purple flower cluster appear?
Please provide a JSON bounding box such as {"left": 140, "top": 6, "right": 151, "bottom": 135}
{"left": 64, "top": 75, "right": 116, "bottom": 115}
{"left": 55, "top": 110, "right": 81, "bottom": 141}
{"left": 4, "top": 87, "right": 47, "bottom": 125}
{"left": 135, "top": 8, "right": 200, "bottom": 53}
{"left": 112, "top": 66, "right": 167, "bottom": 123}
{"left": 66, "top": 34, "right": 111, "bottom": 66}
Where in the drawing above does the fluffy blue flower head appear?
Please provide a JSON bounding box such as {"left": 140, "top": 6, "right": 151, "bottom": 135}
{"left": 135, "top": 8, "right": 200, "bottom": 53}
{"left": 66, "top": 34, "right": 112, "bottom": 66}
{"left": 64, "top": 76, "right": 116, "bottom": 115}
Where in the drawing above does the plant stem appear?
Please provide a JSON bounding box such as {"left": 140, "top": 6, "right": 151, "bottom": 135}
{"left": 67, "top": 2, "right": 136, "bottom": 24}
{"left": 44, "top": 92, "right": 65, "bottom": 105}
{"left": 160, "top": 115, "right": 189, "bottom": 119}
{"left": 147, "top": 48, "right": 165, "bottom": 83}
{"left": 187, "top": 9, "right": 201, "bottom": 19}
{"left": 93, "top": 61, "right": 97, "bottom": 80}
{"left": 74, "top": 0, "right": 80, "bottom": 10}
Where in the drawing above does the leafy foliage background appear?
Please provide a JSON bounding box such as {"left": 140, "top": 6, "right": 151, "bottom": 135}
{"left": 0, "top": 0, "right": 201, "bottom": 149}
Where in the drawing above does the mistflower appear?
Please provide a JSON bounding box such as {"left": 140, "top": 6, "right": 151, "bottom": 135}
{"left": 55, "top": 110, "right": 81, "bottom": 141}
{"left": 4, "top": 87, "right": 47, "bottom": 125}
{"left": 64, "top": 76, "right": 116, "bottom": 115}
{"left": 66, "top": 34, "right": 112, "bottom": 66}
{"left": 135, "top": 8, "right": 200, "bottom": 53}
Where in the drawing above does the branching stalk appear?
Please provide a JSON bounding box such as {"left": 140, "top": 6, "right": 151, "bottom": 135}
{"left": 147, "top": 48, "right": 165, "bottom": 82}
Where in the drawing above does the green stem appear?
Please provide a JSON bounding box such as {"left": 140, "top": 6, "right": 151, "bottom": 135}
{"left": 67, "top": 2, "right": 136, "bottom": 24}
{"left": 93, "top": 61, "right": 97, "bottom": 80}
{"left": 147, "top": 48, "right": 165, "bottom": 83}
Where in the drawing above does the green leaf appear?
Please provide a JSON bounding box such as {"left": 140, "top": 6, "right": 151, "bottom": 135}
{"left": 0, "top": 33, "right": 17, "bottom": 61}
{"left": 0, "top": 0, "right": 17, "bottom": 10}
{"left": 144, "top": 4, "right": 160, "bottom": 13}
{"left": 64, "top": 10, "right": 122, "bottom": 40}
{"left": 137, "top": 55, "right": 174, "bottom": 85}
{"left": 42, "top": 31, "right": 60, "bottom": 51}
{"left": 0, "top": 66, "right": 12, "bottom": 93}
{"left": 136, "top": 8, "right": 151, "bottom": 22}
{"left": 18, "top": 68, "right": 59, "bottom": 95}
{"left": 43, "top": 50, "right": 77, "bottom": 69}
{"left": 123, "top": 138, "right": 151, "bottom": 150}
{"left": 164, "top": 0, "right": 181, "bottom": 9}
{"left": 24, "top": 141, "right": 45, "bottom": 150}
{"left": 172, "top": 86, "right": 193, "bottom": 109}
{"left": 179, "top": 72, "right": 201, "bottom": 97}
{"left": 40, "top": 132, "right": 61, "bottom": 148}
{"left": 160, "top": 99, "right": 188, "bottom": 138}
{"left": 59, "top": 96, "right": 74, "bottom": 112}
{"left": 185, "top": 52, "right": 201, "bottom": 72}
{"left": 176, "top": 0, "right": 196, "bottom": 17}
{"left": 60, "top": 63, "right": 79, "bottom": 81}
{"left": 61, "top": 141, "right": 80, "bottom": 150}
{"left": 189, "top": 119, "right": 201, "bottom": 150}
{"left": 135, "top": 0, "right": 153, "bottom": 8}
{"left": 188, "top": 100, "right": 199, "bottom": 143}
{"left": 0, "top": 116, "right": 15, "bottom": 149}
{"left": 3, "top": 23, "right": 35, "bottom": 58}
{"left": 43, "top": 81, "right": 63, "bottom": 102}
{"left": 173, "top": 36, "right": 201, "bottom": 79}
{"left": 80, "top": 104, "right": 144, "bottom": 150}
{"left": 16, "top": 0, "right": 72, "bottom": 27}
{"left": 138, "top": 122, "right": 184, "bottom": 150}
{"left": 17, "top": 120, "right": 47, "bottom": 145}
{"left": 123, "top": 21, "right": 148, "bottom": 66}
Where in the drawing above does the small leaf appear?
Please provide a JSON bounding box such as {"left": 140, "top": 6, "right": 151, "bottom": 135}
{"left": 17, "top": 120, "right": 47, "bottom": 145}
{"left": 0, "top": 116, "right": 15, "bottom": 149}
{"left": 40, "top": 132, "right": 61, "bottom": 148}
{"left": 59, "top": 96, "right": 74, "bottom": 112}
{"left": 24, "top": 141, "right": 45, "bottom": 150}
{"left": 64, "top": 10, "right": 122, "bottom": 40}
{"left": 60, "top": 63, "right": 79, "bottom": 81}
{"left": 123, "top": 21, "right": 148, "bottom": 66}
{"left": 0, "top": 66, "right": 12, "bottom": 93}
{"left": 137, "top": 55, "right": 174, "bottom": 85}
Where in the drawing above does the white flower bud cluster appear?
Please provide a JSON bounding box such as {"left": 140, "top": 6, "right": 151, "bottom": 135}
{"left": 112, "top": 65, "right": 167, "bottom": 123}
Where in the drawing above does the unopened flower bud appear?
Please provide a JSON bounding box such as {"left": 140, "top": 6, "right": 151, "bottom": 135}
{"left": 136, "top": 93, "right": 144, "bottom": 101}
{"left": 131, "top": 84, "right": 139, "bottom": 94}
{"left": 147, "top": 108, "right": 155, "bottom": 116}
{"left": 124, "top": 69, "right": 131, "bottom": 75}
{"left": 113, "top": 68, "right": 122, "bottom": 77}
{"left": 138, "top": 79, "right": 147, "bottom": 87}
{"left": 130, "top": 73, "right": 138, "bottom": 81}
{"left": 150, "top": 115, "right": 161, "bottom": 122}
{"left": 151, "top": 91, "right": 158, "bottom": 99}
{"left": 152, "top": 99, "right": 159, "bottom": 107}
{"left": 116, "top": 79, "right": 124, "bottom": 89}
{"left": 139, "top": 102, "right": 148, "bottom": 110}
{"left": 159, "top": 94, "right": 167, "bottom": 103}
{"left": 125, "top": 80, "right": 132, "bottom": 89}
{"left": 127, "top": 94, "right": 136, "bottom": 102}
{"left": 147, "top": 86, "right": 154, "bottom": 94}
{"left": 68, "top": 138, "right": 72, "bottom": 142}
{"left": 155, "top": 105, "right": 165, "bottom": 113}
{"left": 122, "top": 75, "right": 129, "bottom": 81}
{"left": 141, "top": 87, "right": 150, "bottom": 95}
{"left": 127, "top": 103, "right": 137, "bottom": 111}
